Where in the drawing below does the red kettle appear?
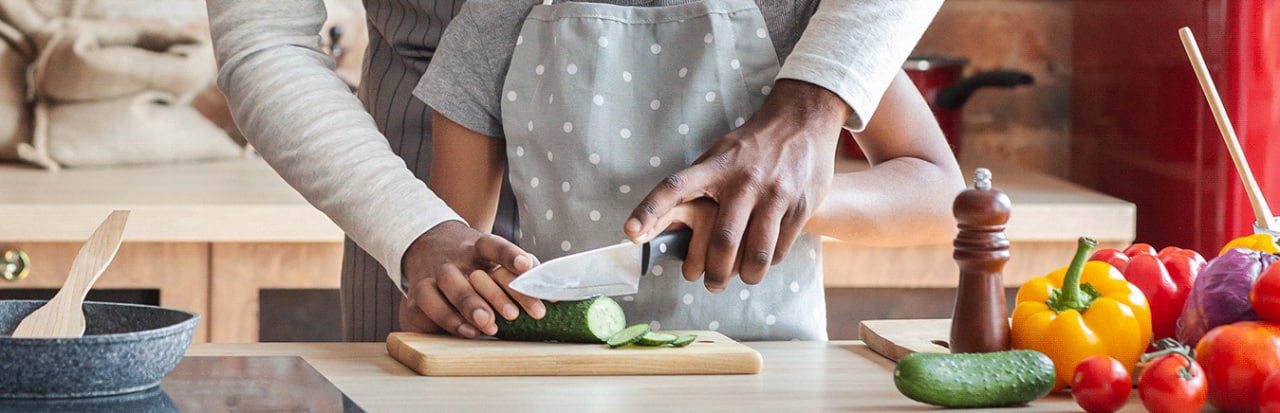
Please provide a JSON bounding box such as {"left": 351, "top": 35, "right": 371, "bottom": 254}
{"left": 841, "top": 55, "right": 1034, "bottom": 159}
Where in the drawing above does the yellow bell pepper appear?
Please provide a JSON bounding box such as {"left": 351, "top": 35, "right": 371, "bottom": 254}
{"left": 1011, "top": 237, "right": 1152, "bottom": 391}
{"left": 1219, "top": 233, "right": 1279, "bottom": 256}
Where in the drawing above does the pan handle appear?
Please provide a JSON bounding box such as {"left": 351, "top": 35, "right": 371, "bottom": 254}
{"left": 935, "top": 70, "right": 1035, "bottom": 110}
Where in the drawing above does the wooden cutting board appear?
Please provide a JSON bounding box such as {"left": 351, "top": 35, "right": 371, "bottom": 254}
{"left": 858, "top": 319, "right": 952, "bottom": 362}
{"left": 386, "top": 330, "right": 762, "bottom": 376}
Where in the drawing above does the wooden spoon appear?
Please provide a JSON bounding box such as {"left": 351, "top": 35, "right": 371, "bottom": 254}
{"left": 11, "top": 211, "right": 130, "bottom": 338}
{"left": 1178, "top": 27, "right": 1280, "bottom": 233}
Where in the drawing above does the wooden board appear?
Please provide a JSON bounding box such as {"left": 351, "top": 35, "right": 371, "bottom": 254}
{"left": 858, "top": 319, "right": 952, "bottom": 362}
{"left": 387, "top": 330, "right": 762, "bottom": 376}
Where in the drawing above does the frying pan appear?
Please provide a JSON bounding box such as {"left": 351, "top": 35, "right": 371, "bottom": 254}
{"left": 0, "top": 300, "right": 199, "bottom": 399}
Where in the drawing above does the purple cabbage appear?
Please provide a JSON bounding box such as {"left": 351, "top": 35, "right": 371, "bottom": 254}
{"left": 1176, "top": 247, "right": 1279, "bottom": 346}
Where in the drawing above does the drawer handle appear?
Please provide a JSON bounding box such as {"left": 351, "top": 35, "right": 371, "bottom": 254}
{"left": 2, "top": 248, "right": 29, "bottom": 281}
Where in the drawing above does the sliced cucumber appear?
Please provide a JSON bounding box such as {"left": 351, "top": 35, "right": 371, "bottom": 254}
{"left": 492, "top": 296, "right": 626, "bottom": 344}
{"left": 670, "top": 334, "right": 697, "bottom": 347}
{"left": 606, "top": 324, "right": 651, "bottom": 348}
{"left": 636, "top": 332, "right": 679, "bottom": 346}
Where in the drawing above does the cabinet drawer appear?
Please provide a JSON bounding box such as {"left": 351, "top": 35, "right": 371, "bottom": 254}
{"left": 0, "top": 242, "right": 210, "bottom": 342}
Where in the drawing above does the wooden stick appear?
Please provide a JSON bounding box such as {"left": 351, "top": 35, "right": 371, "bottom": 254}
{"left": 1178, "top": 27, "right": 1277, "bottom": 232}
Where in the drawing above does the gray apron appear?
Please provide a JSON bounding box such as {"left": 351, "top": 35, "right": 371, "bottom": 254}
{"left": 500, "top": 0, "right": 826, "bottom": 341}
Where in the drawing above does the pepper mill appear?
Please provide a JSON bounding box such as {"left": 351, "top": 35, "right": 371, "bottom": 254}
{"left": 949, "top": 168, "right": 1012, "bottom": 353}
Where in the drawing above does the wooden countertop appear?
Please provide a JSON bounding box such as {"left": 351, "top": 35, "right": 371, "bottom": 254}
{"left": 186, "top": 341, "right": 1131, "bottom": 413}
{"left": 834, "top": 156, "right": 1134, "bottom": 242}
{"left": 0, "top": 158, "right": 342, "bottom": 242}
{"left": 0, "top": 156, "right": 1132, "bottom": 243}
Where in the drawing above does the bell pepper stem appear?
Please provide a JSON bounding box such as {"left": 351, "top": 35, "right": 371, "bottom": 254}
{"left": 1047, "top": 237, "right": 1101, "bottom": 313}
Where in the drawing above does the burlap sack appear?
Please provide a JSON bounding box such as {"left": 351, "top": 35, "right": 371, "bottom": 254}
{"left": 32, "top": 90, "right": 239, "bottom": 168}
{"left": 0, "top": 19, "right": 32, "bottom": 160}
{"left": 11, "top": 16, "right": 238, "bottom": 169}
{"left": 31, "top": 20, "right": 215, "bottom": 103}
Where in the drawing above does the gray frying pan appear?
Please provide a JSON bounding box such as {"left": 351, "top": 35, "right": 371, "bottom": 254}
{"left": 0, "top": 300, "right": 199, "bottom": 399}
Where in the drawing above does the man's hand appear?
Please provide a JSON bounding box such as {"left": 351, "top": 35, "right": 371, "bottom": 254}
{"left": 625, "top": 80, "right": 851, "bottom": 292}
{"left": 398, "top": 220, "right": 544, "bottom": 338}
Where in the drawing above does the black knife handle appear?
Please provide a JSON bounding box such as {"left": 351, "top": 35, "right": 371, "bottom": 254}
{"left": 641, "top": 228, "right": 692, "bottom": 275}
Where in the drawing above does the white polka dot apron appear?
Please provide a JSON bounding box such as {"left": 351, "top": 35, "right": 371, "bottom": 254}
{"left": 500, "top": 0, "right": 826, "bottom": 340}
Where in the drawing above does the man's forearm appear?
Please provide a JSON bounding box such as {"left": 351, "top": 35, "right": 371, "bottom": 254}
{"left": 778, "top": 0, "right": 943, "bottom": 131}
{"left": 206, "top": 0, "right": 463, "bottom": 286}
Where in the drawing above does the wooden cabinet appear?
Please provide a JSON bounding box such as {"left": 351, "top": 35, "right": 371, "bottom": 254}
{"left": 0, "top": 159, "right": 345, "bottom": 343}
{"left": 209, "top": 242, "right": 343, "bottom": 342}
{"left": 0, "top": 156, "right": 1134, "bottom": 343}
{"left": 0, "top": 242, "right": 210, "bottom": 342}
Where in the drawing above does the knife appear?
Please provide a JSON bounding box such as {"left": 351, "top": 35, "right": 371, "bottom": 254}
{"left": 507, "top": 228, "right": 692, "bottom": 301}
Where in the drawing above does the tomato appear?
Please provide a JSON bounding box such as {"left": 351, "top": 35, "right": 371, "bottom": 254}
{"left": 1071, "top": 356, "right": 1131, "bottom": 413}
{"left": 1196, "top": 321, "right": 1280, "bottom": 413}
{"left": 1263, "top": 373, "right": 1280, "bottom": 413}
{"left": 1254, "top": 263, "right": 1280, "bottom": 323}
{"left": 1138, "top": 352, "right": 1207, "bottom": 413}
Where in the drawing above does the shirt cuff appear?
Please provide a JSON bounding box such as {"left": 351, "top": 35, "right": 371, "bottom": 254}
{"left": 776, "top": 53, "right": 886, "bottom": 133}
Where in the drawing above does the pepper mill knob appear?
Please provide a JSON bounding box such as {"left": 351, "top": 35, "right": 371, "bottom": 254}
{"left": 949, "top": 167, "right": 1013, "bottom": 353}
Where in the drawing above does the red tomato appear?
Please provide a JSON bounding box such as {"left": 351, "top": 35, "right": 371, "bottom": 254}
{"left": 1262, "top": 373, "right": 1280, "bottom": 413}
{"left": 1196, "top": 322, "right": 1280, "bottom": 412}
{"left": 1071, "top": 356, "right": 1131, "bottom": 413}
{"left": 1254, "top": 263, "right": 1280, "bottom": 323}
{"left": 1138, "top": 352, "right": 1207, "bottom": 413}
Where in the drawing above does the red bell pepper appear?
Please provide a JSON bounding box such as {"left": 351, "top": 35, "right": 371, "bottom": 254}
{"left": 1090, "top": 243, "right": 1207, "bottom": 344}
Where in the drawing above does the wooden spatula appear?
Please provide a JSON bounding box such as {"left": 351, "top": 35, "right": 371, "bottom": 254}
{"left": 1179, "top": 27, "right": 1280, "bottom": 234}
{"left": 11, "top": 210, "right": 129, "bottom": 338}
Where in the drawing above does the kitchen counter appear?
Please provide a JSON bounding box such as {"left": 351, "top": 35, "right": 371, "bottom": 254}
{"left": 186, "top": 341, "right": 1134, "bottom": 412}
{"left": 0, "top": 156, "right": 1135, "bottom": 341}
{"left": 0, "top": 157, "right": 340, "bottom": 242}
{"left": 0, "top": 156, "right": 1132, "bottom": 245}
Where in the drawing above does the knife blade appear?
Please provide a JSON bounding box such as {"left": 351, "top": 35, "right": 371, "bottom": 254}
{"left": 508, "top": 228, "right": 691, "bottom": 300}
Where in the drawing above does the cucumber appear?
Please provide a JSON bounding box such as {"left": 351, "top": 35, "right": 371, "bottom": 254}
{"left": 893, "top": 350, "right": 1055, "bottom": 408}
{"left": 606, "top": 324, "right": 651, "bottom": 348}
{"left": 636, "top": 332, "right": 678, "bottom": 346}
{"left": 670, "top": 334, "right": 697, "bottom": 347}
{"left": 492, "top": 296, "right": 626, "bottom": 344}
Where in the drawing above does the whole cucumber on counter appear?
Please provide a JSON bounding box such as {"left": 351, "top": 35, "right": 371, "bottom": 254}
{"left": 894, "top": 349, "right": 1055, "bottom": 408}
{"left": 493, "top": 296, "right": 626, "bottom": 344}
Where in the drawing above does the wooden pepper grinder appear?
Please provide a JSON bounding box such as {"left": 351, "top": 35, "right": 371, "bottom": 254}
{"left": 949, "top": 168, "right": 1012, "bottom": 353}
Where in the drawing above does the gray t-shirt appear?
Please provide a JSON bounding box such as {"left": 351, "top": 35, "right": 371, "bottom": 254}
{"left": 415, "top": 0, "right": 818, "bottom": 139}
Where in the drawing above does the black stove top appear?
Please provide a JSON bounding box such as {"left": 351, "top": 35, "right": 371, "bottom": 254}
{"left": 0, "top": 356, "right": 365, "bottom": 412}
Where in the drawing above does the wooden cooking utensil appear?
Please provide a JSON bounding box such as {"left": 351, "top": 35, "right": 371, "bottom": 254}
{"left": 1178, "top": 27, "right": 1280, "bottom": 233}
{"left": 11, "top": 210, "right": 130, "bottom": 338}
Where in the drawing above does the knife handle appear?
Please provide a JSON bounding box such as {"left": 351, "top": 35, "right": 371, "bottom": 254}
{"left": 641, "top": 228, "right": 692, "bottom": 275}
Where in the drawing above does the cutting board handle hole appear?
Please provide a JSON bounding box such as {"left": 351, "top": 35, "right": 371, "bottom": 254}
{"left": 930, "top": 340, "right": 950, "bottom": 349}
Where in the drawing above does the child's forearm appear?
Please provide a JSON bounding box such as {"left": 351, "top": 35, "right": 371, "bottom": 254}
{"left": 805, "top": 160, "right": 961, "bottom": 246}
{"left": 428, "top": 112, "right": 506, "bottom": 233}
{"left": 802, "top": 71, "right": 965, "bottom": 246}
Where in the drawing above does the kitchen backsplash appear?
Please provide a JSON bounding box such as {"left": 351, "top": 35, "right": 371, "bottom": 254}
{"left": 915, "top": 0, "right": 1072, "bottom": 178}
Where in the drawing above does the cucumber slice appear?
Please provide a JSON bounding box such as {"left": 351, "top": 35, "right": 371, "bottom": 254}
{"left": 493, "top": 296, "right": 626, "bottom": 344}
{"left": 636, "top": 332, "right": 679, "bottom": 346}
{"left": 606, "top": 324, "right": 651, "bottom": 348}
{"left": 670, "top": 334, "right": 698, "bottom": 347}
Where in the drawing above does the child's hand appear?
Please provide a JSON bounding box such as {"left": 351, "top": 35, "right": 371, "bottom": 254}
{"left": 648, "top": 197, "right": 751, "bottom": 293}
{"left": 399, "top": 221, "right": 545, "bottom": 338}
